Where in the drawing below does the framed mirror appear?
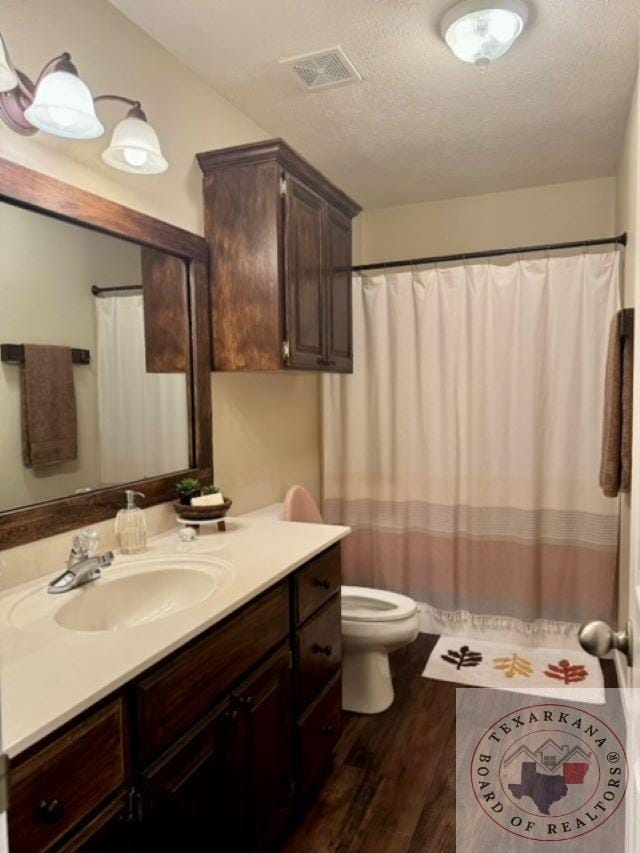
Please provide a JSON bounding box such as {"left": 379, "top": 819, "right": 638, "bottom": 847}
{"left": 0, "top": 157, "right": 212, "bottom": 549}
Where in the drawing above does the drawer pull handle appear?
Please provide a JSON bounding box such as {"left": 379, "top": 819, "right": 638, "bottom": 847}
{"left": 312, "top": 643, "right": 333, "bottom": 657}
{"left": 321, "top": 724, "right": 334, "bottom": 735}
{"left": 38, "top": 798, "right": 65, "bottom": 823}
{"left": 312, "top": 578, "right": 332, "bottom": 590}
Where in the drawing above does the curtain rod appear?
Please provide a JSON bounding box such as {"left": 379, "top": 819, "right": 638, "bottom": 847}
{"left": 352, "top": 233, "right": 627, "bottom": 273}
{"left": 91, "top": 285, "right": 142, "bottom": 296}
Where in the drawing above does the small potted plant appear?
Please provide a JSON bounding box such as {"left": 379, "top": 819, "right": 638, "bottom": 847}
{"left": 176, "top": 477, "right": 201, "bottom": 506}
{"left": 201, "top": 484, "right": 221, "bottom": 496}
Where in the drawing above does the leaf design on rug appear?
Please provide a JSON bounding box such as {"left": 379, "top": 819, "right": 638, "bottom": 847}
{"left": 544, "top": 659, "right": 589, "bottom": 684}
{"left": 493, "top": 653, "right": 534, "bottom": 679}
{"left": 440, "top": 645, "right": 483, "bottom": 670}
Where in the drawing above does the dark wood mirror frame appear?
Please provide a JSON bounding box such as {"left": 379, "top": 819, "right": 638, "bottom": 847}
{"left": 0, "top": 157, "right": 213, "bottom": 550}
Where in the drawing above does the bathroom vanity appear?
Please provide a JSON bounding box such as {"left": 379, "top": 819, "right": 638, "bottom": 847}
{"left": 4, "top": 522, "right": 347, "bottom": 852}
{"left": 0, "top": 155, "right": 349, "bottom": 852}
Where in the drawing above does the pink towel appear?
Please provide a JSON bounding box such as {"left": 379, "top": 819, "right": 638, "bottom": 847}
{"left": 283, "top": 485, "right": 323, "bottom": 524}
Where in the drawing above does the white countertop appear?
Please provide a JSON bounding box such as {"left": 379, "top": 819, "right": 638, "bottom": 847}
{"left": 0, "top": 514, "right": 350, "bottom": 757}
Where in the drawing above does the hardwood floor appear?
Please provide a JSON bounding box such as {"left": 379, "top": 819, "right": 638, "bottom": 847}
{"left": 281, "top": 634, "right": 617, "bottom": 853}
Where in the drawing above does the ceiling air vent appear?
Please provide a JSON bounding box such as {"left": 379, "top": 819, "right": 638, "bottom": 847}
{"left": 280, "top": 46, "right": 361, "bottom": 91}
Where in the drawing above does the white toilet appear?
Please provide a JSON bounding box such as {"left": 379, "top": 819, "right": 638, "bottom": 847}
{"left": 341, "top": 585, "right": 420, "bottom": 714}
{"left": 282, "top": 485, "right": 421, "bottom": 715}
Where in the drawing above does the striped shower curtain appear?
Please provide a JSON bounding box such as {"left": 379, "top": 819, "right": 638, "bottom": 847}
{"left": 322, "top": 250, "right": 621, "bottom": 637}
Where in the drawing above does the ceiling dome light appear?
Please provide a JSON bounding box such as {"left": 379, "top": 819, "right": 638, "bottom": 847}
{"left": 441, "top": 0, "right": 528, "bottom": 66}
{"left": 0, "top": 32, "right": 18, "bottom": 93}
{"left": 24, "top": 55, "right": 103, "bottom": 138}
{"left": 101, "top": 106, "right": 168, "bottom": 174}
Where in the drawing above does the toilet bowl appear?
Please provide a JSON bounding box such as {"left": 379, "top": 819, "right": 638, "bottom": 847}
{"left": 341, "top": 586, "right": 420, "bottom": 714}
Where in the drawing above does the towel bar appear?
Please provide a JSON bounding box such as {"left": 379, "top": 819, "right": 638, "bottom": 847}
{"left": 0, "top": 344, "right": 91, "bottom": 365}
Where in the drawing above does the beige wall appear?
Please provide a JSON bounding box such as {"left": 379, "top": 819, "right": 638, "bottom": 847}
{"left": 0, "top": 0, "right": 321, "bottom": 535}
{"left": 355, "top": 177, "right": 616, "bottom": 265}
{"left": 0, "top": 203, "right": 142, "bottom": 510}
{"left": 617, "top": 78, "right": 639, "bottom": 309}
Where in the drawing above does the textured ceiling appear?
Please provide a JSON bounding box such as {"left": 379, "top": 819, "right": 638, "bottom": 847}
{"left": 109, "top": 0, "right": 639, "bottom": 209}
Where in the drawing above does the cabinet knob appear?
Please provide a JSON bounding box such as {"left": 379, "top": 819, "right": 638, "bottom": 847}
{"left": 236, "top": 695, "right": 255, "bottom": 708}
{"left": 321, "top": 724, "right": 334, "bottom": 735}
{"left": 223, "top": 709, "right": 239, "bottom": 722}
{"left": 312, "top": 643, "right": 333, "bottom": 657}
{"left": 38, "top": 798, "right": 65, "bottom": 823}
{"left": 312, "top": 578, "right": 331, "bottom": 590}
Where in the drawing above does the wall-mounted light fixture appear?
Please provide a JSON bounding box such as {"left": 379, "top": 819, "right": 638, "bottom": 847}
{"left": 0, "top": 32, "right": 168, "bottom": 174}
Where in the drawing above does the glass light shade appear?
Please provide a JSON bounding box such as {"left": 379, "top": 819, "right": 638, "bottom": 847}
{"left": 101, "top": 115, "right": 168, "bottom": 174}
{"left": 0, "top": 34, "right": 18, "bottom": 93}
{"left": 24, "top": 70, "right": 104, "bottom": 138}
{"left": 441, "top": 0, "right": 528, "bottom": 65}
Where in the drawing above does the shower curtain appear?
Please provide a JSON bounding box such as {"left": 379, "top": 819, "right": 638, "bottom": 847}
{"left": 95, "top": 294, "right": 189, "bottom": 484}
{"left": 322, "top": 250, "right": 621, "bottom": 637}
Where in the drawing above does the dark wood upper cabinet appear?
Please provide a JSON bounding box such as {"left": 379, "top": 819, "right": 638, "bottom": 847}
{"left": 325, "top": 205, "right": 353, "bottom": 372}
{"left": 197, "top": 139, "right": 361, "bottom": 373}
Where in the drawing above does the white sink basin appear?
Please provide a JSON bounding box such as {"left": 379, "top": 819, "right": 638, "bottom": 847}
{"left": 55, "top": 568, "right": 217, "bottom": 631}
{"left": 10, "top": 554, "right": 233, "bottom": 634}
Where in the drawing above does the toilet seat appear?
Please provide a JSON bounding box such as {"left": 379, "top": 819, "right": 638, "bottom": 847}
{"left": 341, "top": 585, "right": 418, "bottom": 623}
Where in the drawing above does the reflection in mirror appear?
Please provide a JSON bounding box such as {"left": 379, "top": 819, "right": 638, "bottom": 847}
{"left": 0, "top": 201, "right": 191, "bottom": 513}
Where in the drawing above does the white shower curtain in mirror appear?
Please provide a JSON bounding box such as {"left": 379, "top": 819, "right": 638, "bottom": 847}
{"left": 323, "top": 250, "right": 621, "bottom": 638}
{"left": 95, "top": 294, "right": 189, "bottom": 484}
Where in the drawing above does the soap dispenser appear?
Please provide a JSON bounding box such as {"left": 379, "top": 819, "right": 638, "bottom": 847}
{"left": 116, "top": 490, "right": 147, "bottom": 554}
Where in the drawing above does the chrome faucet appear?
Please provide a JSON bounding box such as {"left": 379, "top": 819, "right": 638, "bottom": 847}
{"left": 47, "top": 529, "right": 114, "bottom": 594}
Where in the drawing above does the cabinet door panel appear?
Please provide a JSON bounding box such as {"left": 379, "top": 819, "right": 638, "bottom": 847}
{"left": 325, "top": 205, "right": 353, "bottom": 372}
{"left": 285, "top": 176, "right": 325, "bottom": 369}
{"left": 297, "top": 675, "right": 343, "bottom": 797}
{"left": 140, "top": 699, "right": 244, "bottom": 850}
{"left": 233, "top": 644, "right": 293, "bottom": 848}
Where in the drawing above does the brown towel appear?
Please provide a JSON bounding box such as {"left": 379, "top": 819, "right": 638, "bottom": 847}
{"left": 600, "top": 312, "right": 633, "bottom": 497}
{"left": 20, "top": 345, "right": 78, "bottom": 468}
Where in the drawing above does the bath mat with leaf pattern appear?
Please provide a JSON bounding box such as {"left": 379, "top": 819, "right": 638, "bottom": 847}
{"left": 422, "top": 636, "right": 605, "bottom": 704}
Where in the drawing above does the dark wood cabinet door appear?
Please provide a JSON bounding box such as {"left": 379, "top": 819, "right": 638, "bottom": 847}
{"left": 324, "top": 205, "right": 353, "bottom": 372}
{"left": 139, "top": 698, "right": 244, "bottom": 851}
{"left": 297, "top": 675, "right": 343, "bottom": 798}
{"left": 140, "top": 645, "right": 292, "bottom": 852}
{"left": 233, "top": 644, "right": 293, "bottom": 849}
{"left": 284, "top": 175, "right": 325, "bottom": 369}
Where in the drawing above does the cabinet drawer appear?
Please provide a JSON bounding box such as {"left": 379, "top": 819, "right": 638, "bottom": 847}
{"left": 296, "top": 594, "right": 341, "bottom": 711}
{"left": 9, "top": 699, "right": 127, "bottom": 853}
{"left": 297, "top": 675, "right": 342, "bottom": 797}
{"left": 295, "top": 544, "right": 341, "bottom": 625}
{"left": 135, "top": 581, "right": 289, "bottom": 763}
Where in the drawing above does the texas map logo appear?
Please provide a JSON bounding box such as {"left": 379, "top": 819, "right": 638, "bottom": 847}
{"left": 470, "top": 703, "right": 628, "bottom": 842}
